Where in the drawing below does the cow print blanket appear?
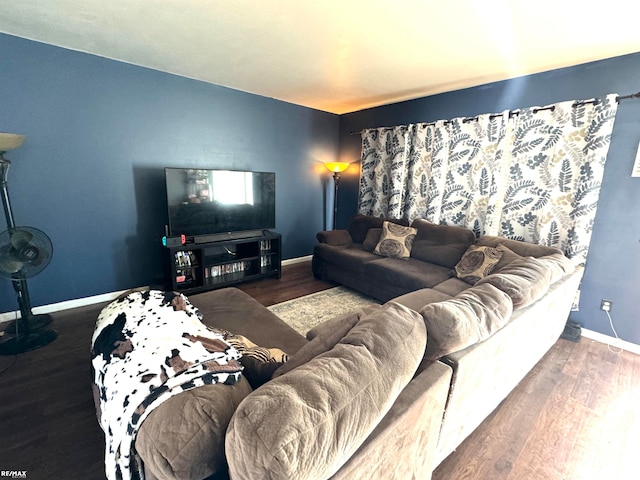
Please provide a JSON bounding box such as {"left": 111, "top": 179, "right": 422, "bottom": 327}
{"left": 91, "top": 290, "right": 243, "bottom": 480}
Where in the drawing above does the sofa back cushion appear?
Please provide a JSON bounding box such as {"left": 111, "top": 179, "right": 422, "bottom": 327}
{"left": 410, "top": 219, "right": 476, "bottom": 268}
{"left": 362, "top": 227, "right": 382, "bottom": 251}
{"left": 420, "top": 283, "right": 513, "bottom": 361}
{"left": 347, "top": 214, "right": 409, "bottom": 244}
{"left": 475, "top": 256, "right": 552, "bottom": 309}
{"left": 476, "top": 235, "right": 562, "bottom": 258}
{"left": 225, "top": 303, "right": 426, "bottom": 480}
{"left": 491, "top": 244, "right": 523, "bottom": 272}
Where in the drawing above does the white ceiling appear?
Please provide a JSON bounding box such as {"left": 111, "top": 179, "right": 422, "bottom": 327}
{"left": 1, "top": 0, "right": 640, "bottom": 114}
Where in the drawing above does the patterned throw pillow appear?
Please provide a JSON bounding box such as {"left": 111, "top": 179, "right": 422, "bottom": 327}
{"left": 454, "top": 245, "right": 504, "bottom": 284}
{"left": 373, "top": 221, "right": 417, "bottom": 258}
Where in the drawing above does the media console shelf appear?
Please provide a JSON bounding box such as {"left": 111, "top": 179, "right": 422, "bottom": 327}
{"left": 164, "top": 231, "right": 281, "bottom": 294}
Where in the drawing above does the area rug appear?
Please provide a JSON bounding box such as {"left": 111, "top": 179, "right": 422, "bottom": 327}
{"left": 268, "top": 286, "right": 380, "bottom": 335}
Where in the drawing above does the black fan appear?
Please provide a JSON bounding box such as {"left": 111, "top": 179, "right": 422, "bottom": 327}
{"left": 0, "top": 133, "right": 57, "bottom": 355}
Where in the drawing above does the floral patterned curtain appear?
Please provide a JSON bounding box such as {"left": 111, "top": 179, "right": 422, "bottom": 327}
{"left": 358, "top": 126, "right": 408, "bottom": 219}
{"left": 358, "top": 94, "right": 618, "bottom": 264}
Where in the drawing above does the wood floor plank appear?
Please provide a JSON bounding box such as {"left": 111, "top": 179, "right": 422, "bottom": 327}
{"left": 433, "top": 338, "right": 640, "bottom": 480}
{"left": 505, "top": 363, "right": 574, "bottom": 479}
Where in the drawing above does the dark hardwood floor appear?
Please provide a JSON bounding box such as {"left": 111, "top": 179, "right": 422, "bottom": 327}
{"left": 0, "top": 260, "right": 637, "bottom": 479}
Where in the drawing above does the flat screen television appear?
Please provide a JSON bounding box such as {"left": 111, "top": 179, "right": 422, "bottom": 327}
{"left": 165, "top": 168, "right": 276, "bottom": 239}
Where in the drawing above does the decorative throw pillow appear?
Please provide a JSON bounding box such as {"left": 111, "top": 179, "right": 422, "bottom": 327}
{"left": 373, "top": 221, "right": 417, "bottom": 258}
{"left": 454, "top": 245, "right": 504, "bottom": 284}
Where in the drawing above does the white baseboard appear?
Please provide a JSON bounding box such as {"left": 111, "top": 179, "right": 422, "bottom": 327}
{"left": 282, "top": 255, "right": 313, "bottom": 265}
{"left": 0, "top": 287, "right": 145, "bottom": 324}
{"left": 581, "top": 328, "right": 640, "bottom": 355}
{"left": 0, "top": 255, "right": 315, "bottom": 324}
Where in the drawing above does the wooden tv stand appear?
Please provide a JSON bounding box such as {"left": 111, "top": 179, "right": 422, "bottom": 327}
{"left": 164, "top": 231, "right": 281, "bottom": 294}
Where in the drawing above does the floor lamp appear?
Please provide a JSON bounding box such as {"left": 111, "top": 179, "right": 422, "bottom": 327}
{"left": 324, "top": 162, "right": 350, "bottom": 230}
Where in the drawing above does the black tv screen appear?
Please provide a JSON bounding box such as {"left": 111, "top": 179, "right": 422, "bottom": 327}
{"left": 165, "top": 168, "right": 276, "bottom": 238}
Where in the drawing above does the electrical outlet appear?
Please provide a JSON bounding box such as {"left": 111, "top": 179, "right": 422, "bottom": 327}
{"left": 601, "top": 299, "right": 612, "bottom": 312}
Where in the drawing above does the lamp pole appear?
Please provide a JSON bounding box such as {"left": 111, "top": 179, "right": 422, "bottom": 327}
{"left": 324, "top": 162, "right": 350, "bottom": 230}
{"left": 332, "top": 171, "right": 340, "bottom": 230}
{"left": 0, "top": 150, "right": 18, "bottom": 231}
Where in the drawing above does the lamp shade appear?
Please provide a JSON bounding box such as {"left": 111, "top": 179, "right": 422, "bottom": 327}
{"left": 325, "top": 162, "right": 350, "bottom": 173}
{"left": 0, "top": 133, "right": 26, "bottom": 153}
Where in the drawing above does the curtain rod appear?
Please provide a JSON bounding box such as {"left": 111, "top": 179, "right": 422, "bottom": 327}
{"left": 349, "top": 91, "right": 640, "bottom": 135}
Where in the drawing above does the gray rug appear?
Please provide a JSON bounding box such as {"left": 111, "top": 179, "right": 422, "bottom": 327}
{"left": 268, "top": 286, "right": 380, "bottom": 335}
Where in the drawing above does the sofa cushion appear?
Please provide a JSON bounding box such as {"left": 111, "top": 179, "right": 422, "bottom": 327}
{"left": 475, "top": 256, "right": 552, "bottom": 309}
{"left": 304, "top": 305, "right": 379, "bottom": 341}
{"left": 410, "top": 219, "right": 476, "bottom": 268}
{"left": 273, "top": 306, "right": 378, "bottom": 377}
{"left": 313, "top": 243, "right": 380, "bottom": 274}
{"left": 225, "top": 303, "right": 426, "bottom": 480}
{"left": 392, "top": 288, "right": 454, "bottom": 312}
{"left": 420, "top": 283, "right": 513, "bottom": 361}
{"left": 373, "top": 221, "right": 417, "bottom": 258}
{"left": 136, "top": 377, "right": 253, "bottom": 480}
{"left": 365, "top": 257, "right": 454, "bottom": 291}
{"left": 491, "top": 243, "right": 523, "bottom": 272}
{"left": 362, "top": 227, "right": 382, "bottom": 252}
{"left": 432, "top": 277, "right": 470, "bottom": 297}
{"left": 476, "top": 235, "right": 562, "bottom": 258}
{"left": 347, "top": 214, "right": 409, "bottom": 244}
{"left": 535, "top": 253, "right": 575, "bottom": 283}
{"left": 454, "top": 245, "right": 504, "bottom": 284}
{"left": 316, "top": 229, "right": 353, "bottom": 246}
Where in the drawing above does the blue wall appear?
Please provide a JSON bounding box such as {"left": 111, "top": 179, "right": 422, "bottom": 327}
{"left": 338, "top": 53, "right": 640, "bottom": 345}
{"left": 0, "top": 33, "right": 339, "bottom": 311}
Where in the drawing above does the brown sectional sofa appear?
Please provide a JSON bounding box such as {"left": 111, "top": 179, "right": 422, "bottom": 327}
{"left": 98, "top": 214, "right": 582, "bottom": 480}
{"left": 312, "top": 214, "right": 583, "bottom": 468}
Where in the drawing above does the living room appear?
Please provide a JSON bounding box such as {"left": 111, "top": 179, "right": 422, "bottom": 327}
{"left": 1, "top": 2, "right": 639, "bottom": 479}
{"left": 0, "top": 6, "right": 638, "bottom": 348}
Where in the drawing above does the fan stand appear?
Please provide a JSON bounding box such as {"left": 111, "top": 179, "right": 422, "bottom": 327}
{"left": 0, "top": 275, "right": 58, "bottom": 355}
{"left": 2, "top": 276, "right": 53, "bottom": 333}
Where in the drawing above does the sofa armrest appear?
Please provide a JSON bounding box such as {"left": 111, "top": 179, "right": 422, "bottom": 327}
{"left": 316, "top": 229, "right": 353, "bottom": 246}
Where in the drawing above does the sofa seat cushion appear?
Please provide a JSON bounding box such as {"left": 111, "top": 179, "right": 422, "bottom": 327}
{"left": 432, "top": 277, "right": 470, "bottom": 297}
{"left": 136, "top": 377, "right": 253, "bottom": 480}
{"left": 365, "top": 257, "right": 454, "bottom": 291}
{"left": 475, "top": 256, "right": 552, "bottom": 309}
{"left": 225, "top": 303, "right": 426, "bottom": 480}
{"left": 420, "top": 283, "right": 513, "bottom": 361}
{"left": 313, "top": 243, "right": 379, "bottom": 273}
{"left": 410, "top": 219, "right": 476, "bottom": 268}
{"left": 392, "top": 288, "right": 454, "bottom": 312}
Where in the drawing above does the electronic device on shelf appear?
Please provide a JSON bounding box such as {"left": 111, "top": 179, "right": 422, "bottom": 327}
{"left": 164, "top": 168, "right": 276, "bottom": 242}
